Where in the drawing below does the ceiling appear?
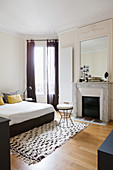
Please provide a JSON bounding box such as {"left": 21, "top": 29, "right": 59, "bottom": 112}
{"left": 0, "top": 0, "right": 113, "bottom": 38}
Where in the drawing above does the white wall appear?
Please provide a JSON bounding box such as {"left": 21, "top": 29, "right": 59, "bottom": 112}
{"left": 58, "top": 19, "right": 113, "bottom": 120}
{"left": 58, "top": 29, "right": 77, "bottom": 82}
{"left": 59, "top": 47, "right": 73, "bottom": 104}
{"left": 58, "top": 30, "right": 76, "bottom": 105}
{"left": 0, "top": 31, "right": 25, "bottom": 94}
{"left": 59, "top": 29, "right": 76, "bottom": 49}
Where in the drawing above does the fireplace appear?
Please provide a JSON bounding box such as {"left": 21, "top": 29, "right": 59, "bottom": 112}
{"left": 82, "top": 96, "right": 100, "bottom": 119}
{"left": 73, "top": 82, "right": 111, "bottom": 122}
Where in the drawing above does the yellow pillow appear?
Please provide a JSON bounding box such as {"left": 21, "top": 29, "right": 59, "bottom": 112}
{"left": 7, "top": 94, "right": 22, "bottom": 104}
{"left": 0, "top": 96, "right": 4, "bottom": 105}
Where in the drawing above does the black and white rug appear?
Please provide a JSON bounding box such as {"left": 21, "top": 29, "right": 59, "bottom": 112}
{"left": 10, "top": 120, "right": 88, "bottom": 165}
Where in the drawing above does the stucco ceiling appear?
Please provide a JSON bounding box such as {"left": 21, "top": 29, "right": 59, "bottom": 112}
{"left": 0, "top": 0, "right": 113, "bottom": 38}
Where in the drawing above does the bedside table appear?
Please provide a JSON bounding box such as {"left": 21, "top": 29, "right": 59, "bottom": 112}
{"left": 23, "top": 98, "right": 35, "bottom": 102}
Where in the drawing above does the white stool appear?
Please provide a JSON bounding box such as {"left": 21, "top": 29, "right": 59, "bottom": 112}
{"left": 57, "top": 104, "right": 74, "bottom": 127}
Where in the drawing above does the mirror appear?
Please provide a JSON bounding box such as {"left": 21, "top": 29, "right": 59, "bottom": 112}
{"left": 80, "top": 36, "right": 108, "bottom": 80}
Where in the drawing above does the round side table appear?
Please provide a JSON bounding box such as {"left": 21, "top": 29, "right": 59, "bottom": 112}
{"left": 57, "top": 104, "right": 74, "bottom": 127}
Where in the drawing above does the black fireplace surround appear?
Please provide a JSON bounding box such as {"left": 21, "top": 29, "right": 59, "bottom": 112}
{"left": 82, "top": 96, "right": 100, "bottom": 119}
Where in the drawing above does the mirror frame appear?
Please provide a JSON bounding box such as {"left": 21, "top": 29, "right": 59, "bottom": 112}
{"left": 76, "top": 19, "right": 112, "bottom": 82}
{"left": 80, "top": 36, "right": 108, "bottom": 80}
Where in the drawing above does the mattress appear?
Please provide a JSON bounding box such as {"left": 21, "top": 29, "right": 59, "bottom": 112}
{"left": 0, "top": 101, "right": 55, "bottom": 125}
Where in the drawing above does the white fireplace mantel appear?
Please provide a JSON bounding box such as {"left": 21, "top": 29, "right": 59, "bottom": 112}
{"left": 73, "top": 82, "right": 112, "bottom": 122}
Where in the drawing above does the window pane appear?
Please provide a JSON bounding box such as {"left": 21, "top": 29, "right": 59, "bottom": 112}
{"left": 48, "top": 47, "right": 55, "bottom": 94}
{"left": 34, "top": 47, "right": 44, "bottom": 95}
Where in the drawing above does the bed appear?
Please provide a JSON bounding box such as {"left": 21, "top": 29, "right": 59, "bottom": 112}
{"left": 0, "top": 101, "right": 55, "bottom": 137}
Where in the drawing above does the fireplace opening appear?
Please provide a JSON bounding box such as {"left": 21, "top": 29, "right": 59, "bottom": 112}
{"left": 82, "top": 96, "right": 100, "bottom": 119}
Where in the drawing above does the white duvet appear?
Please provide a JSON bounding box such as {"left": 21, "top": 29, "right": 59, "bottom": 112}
{"left": 0, "top": 101, "right": 55, "bottom": 125}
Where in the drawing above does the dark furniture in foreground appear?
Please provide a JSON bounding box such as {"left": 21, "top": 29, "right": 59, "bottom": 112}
{"left": 10, "top": 112, "right": 54, "bottom": 137}
{"left": 98, "top": 130, "right": 113, "bottom": 170}
{"left": 0, "top": 117, "right": 10, "bottom": 170}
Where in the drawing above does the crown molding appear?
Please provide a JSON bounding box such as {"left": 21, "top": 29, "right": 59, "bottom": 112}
{"left": 0, "top": 11, "right": 113, "bottom": 38}
{"left": 24, "top": 33, "right": 58, "bottom": 39}
{"left": 0, "top": 27, "right": 25, "bottom": 39}
{"left": 0, "top": 27, "right": 58, "bottom": 39}
{"left": 57, "top": 12, "right": 113, "bottom": 35}
{"left": 0, "top": 22, "right": 58, "bottom": 39}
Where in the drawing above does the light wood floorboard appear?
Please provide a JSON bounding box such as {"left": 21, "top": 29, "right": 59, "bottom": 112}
{"left": 11, "top": 114, "right": 113, "bottom": 170}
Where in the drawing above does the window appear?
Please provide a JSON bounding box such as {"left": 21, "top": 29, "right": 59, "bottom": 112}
{"left": 34, "top": 46, "right": 44, "bottom": 95}
{"left": 34, "top": 40, "right": 58, "bottom": 106}
{"left": 34, "top": 44, "right": 56, "bottom": 103}
{"left": 47, "top": 47, "right": 55, "bottom": 94}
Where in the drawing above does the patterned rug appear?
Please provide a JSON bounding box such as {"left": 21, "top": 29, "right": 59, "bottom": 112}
{"left": 10, "top": 120, "right": 88, "bottom": 165}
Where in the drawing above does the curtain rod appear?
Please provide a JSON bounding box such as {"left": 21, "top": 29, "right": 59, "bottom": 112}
{"left": 26, "top": 39, "right": 59, "bottom": 41}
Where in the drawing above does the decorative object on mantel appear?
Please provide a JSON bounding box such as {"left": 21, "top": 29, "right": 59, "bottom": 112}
{"left": 104, "top": 72, "right": 109, "bottom": 82}
{"left": 80, "top": 65, "right": 89, "bottom": 82}
{"left": 10, "top": 120, "right": 88, "bottom": 165}
{"left": 88, "top": 77, "right": 104, "bottom": 82}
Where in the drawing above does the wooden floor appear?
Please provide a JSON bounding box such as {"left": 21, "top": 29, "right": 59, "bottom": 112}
{"left": 11, "top": 115, "right": 113, "bottom": 170}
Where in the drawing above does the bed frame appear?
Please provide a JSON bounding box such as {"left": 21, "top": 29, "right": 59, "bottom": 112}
{"left": 10, "top": 112, "right": 54, "bottom": 137}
